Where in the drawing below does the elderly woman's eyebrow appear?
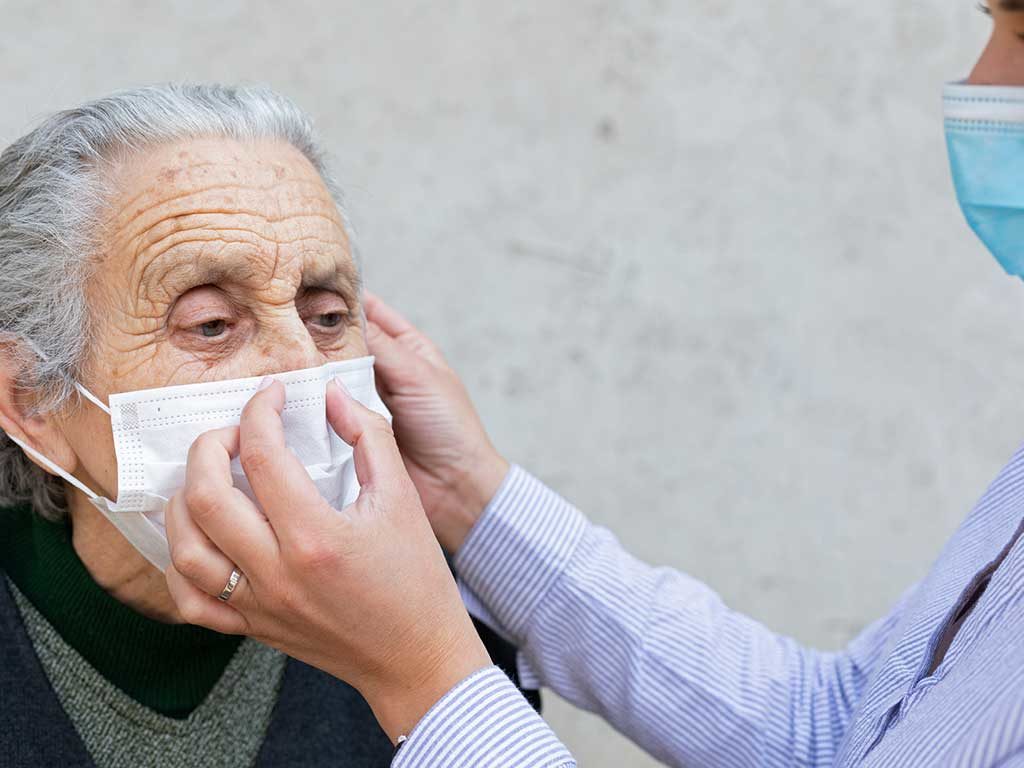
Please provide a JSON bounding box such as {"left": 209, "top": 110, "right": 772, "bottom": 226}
{"left": 142, "top": 249, "right": 252, "bottom": 292}
{"left": 301, "top": 259, "right": 362, "bottom": 296}
{"left": 139, "top": 248, "right": 361, "bottom": 303}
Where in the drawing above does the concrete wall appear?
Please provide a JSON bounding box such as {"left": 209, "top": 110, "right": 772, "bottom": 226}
{"left": 0, "top": 2, "right": 1011, "bottom": 764}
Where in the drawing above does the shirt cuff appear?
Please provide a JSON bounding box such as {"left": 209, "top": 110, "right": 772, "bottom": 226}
{"left": 392, "top": 665, "right": 575, "bottom": 768}
{"left": 453, "top": 465, "right": 588, "bottom": 641}
{"left": 458, "top": 580, "right": 542, "bottom": 689}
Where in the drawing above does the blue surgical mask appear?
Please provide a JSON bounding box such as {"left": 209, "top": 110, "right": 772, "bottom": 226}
{"left": 945, "top": 83, "right": 1024, "bottom": 278}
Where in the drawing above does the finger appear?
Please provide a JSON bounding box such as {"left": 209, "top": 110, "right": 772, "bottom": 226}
{"left": 183, "top": 426, "right": 279, "bottom": 575}
{"left": 166, "top": 489, "right": 250, "bottom": 602}
{"left": 238, "top": 378, "right": 334, "bottom": 536}
{"left": 362, "top": 295, "right": 446, "bottom": 366}
{"left": 363, "top": 291, "right": 416, "bottom": 336}
{"left": 366, "top": 320, "right": 432, "bottom": 393}
{"left": 325, "top": 377, "right": 407, "bottom": 489}
{"left": 165, "top": 564, "right": 248, "bottom": 635}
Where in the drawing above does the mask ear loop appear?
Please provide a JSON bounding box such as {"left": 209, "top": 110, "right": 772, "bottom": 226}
{"left": 2, "top": 336, "right": 108, "bottom": 497}
{"left": 5, "top": 433, "right": 99, "bottom": 500}
{"left": 19, "top": 337, "right": 111, "bottom": 415}
{"left": 74, "top": 383, "right": 110, "bottom": 416}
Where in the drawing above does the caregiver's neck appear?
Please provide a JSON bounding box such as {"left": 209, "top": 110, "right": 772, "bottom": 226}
{"left": 66, "top": 485, "right": 182, "bottom": 623}
{"left": 969, "top": 11, "right": 1024, "bottom": 86}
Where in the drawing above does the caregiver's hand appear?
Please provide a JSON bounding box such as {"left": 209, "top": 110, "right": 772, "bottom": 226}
{"left": 364, "top": 292, "right": 508, "bottom": 552}
{"left": 163, "top": 378, "right": 492, "bottom": 743}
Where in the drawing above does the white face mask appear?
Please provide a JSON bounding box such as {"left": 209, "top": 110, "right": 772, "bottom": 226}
{"left": 8, "top": 356, "right": 390, "bottom": 572}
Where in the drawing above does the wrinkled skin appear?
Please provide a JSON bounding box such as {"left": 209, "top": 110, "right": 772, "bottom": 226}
{"left": 0, "top": 137, "right": 366, "bottom": 622}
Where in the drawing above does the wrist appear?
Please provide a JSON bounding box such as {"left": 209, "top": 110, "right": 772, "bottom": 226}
{"left": 361, "top": 623, "right": 492, "bottom": 744}
{"left": 444, "top": 448, "right": 509, "bottom": 553}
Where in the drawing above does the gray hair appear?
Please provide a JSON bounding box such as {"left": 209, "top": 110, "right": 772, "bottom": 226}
{"left": 0, "top": 83, "right": 352, "bottom": 520}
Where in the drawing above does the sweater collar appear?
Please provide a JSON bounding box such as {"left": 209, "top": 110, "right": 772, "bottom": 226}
{"left": 0, "top": 504, "right": 240, "bottom": 718}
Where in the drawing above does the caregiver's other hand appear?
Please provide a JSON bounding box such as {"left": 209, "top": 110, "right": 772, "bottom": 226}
{"left": 364, "top": 291, "right": 508, "bottom": 552}
{"left": 163, "top": 378, "right": 492, "bottom": 743}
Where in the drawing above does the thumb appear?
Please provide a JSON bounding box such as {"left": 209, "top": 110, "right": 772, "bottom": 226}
{"left": 325, "top": 377, "right": 406, "bottom": 490}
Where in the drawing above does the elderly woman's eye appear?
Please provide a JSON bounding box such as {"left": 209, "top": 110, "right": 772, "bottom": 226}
{"left": 199, "top": 319, "right": 228, "bottom": 337}
{"left": 299, "top": 290, "right": 352, "bottom": 333}
{"left": 318, "top": 312, "right": 344, "bottom": 328}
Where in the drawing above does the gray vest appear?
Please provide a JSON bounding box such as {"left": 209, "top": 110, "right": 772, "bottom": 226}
{"left": 0, "top": 576, "right": 538, "bottom": 767}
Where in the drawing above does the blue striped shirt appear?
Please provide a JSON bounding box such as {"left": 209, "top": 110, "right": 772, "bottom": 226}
{"left": 394, "top": 445, "right": 1024, "bottom": 767}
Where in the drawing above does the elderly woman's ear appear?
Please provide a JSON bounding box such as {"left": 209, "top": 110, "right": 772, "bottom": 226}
{"left": 0, "top": 342, "right": 81, "bottom": 483}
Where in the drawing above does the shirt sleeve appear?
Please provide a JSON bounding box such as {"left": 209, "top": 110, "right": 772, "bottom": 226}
{"left": 455, "top": 465, "right": 918, "bottom": 768}
{"left": 997, "top": 752, "right": 1024, "bottom": 768}
{"left": 391, "top": 665, "right": 575, "bottom": 768}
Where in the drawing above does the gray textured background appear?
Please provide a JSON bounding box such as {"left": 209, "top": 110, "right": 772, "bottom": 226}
{"left": 0, "top": 2, "right": 1015, "bottom": 765}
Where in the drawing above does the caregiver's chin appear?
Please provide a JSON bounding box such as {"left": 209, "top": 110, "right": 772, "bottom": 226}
{"left": 0, "top": 136, "right": 366, "bottom": 624}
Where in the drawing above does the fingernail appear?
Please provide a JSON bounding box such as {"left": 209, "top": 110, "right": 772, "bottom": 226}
{"left": 257, "top": 376, "right": 274, "bottom": 392}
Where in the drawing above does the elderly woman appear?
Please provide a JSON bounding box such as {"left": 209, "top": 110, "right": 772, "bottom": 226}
{"left": 0, "top": 85, "right": 533, "bottom": 767}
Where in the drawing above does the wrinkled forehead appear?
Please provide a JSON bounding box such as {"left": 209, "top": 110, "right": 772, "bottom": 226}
{"left": 97, "top": 136, "right": 357, "bottom": 304}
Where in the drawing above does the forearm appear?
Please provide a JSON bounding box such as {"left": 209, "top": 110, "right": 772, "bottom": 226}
{"left": 455, "top": 466, "right": 894, "bottom": 767}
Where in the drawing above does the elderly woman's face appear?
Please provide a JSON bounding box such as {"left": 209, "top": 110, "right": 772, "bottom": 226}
{"left": 62, "top": 137, "right": 366, "bottom": 499}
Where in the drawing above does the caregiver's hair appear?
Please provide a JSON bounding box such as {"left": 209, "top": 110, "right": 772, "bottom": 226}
{"left": 0, "top": 83, "right": 351, "bottom": 520}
